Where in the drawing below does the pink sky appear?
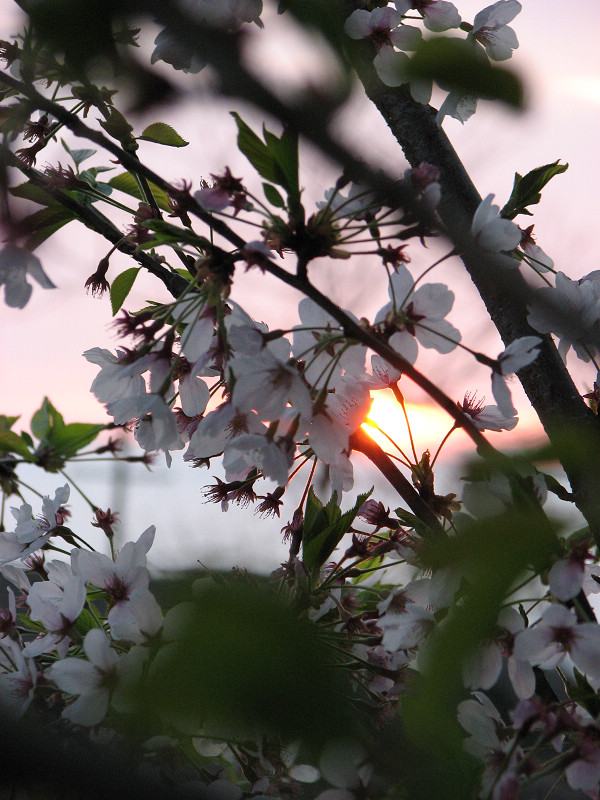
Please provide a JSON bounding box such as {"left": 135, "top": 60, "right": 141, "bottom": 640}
{"left": 1, "top": 0, "right": 599, "bottom": 567}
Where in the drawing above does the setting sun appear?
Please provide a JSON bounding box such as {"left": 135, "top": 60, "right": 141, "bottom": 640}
{"left": 362, "top": 391, "right": 455, "bottom": 458}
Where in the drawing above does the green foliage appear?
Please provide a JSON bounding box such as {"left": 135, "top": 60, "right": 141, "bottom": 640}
{"left": 61, "top": 139, "right": 97, "bottom": 168}
{"left": 19, "top": 206, "right": 75, "bottom": 251}
{"left": 29, "top": 398, "right": 105, "bottom": 469}
{"left": 141, "top": 579, "right": 355, "bottom": 741}
{"left": 108, "top": 172, "right": 171, "bottom": 211}
{"left": 110, "top": 267, "right": 140, "bottom": 315}
{"left": 406, "top": 37, "right": 523, "bottom": 108}
{"left": 0, "top": 414, "right": 35, "bottom": 461}
{"left": 263, "top": 182, "right": 285, "bottom": 208}
{"left": 302, "top": 487, "right": 373, "bottom": 571}
{"left": 230, "top": 113, "right": 301, "bottom": 213}
{"left": 501, "top": 160, "right": 569, "bottom": 219}
{"left": 138, "top": 122, "right": 189, "bottom": 147}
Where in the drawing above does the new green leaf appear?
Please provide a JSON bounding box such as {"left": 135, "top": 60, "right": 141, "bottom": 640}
{"left": 138, "top": 122, "right": 189, "bottom": 147}
{"left": 501, "top": 160, "right": 569, "bottom": 219}
{"left": 110, "top": 267, "right": 140, "bottom": 316}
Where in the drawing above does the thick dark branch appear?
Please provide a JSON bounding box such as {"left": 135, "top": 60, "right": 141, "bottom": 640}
{"left": 359, "top": 78, "right": 600, "bottom": 539}
{"left": 350, "top": 427, "right": 446, "bottom": 539}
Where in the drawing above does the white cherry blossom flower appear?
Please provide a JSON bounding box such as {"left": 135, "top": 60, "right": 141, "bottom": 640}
{"left": 0, "top": 243, "right": 56, "bottom": 309}
{"left": 372, "top": 47, "right": 432, "bottom": 103}
{"left": 471, "top": 0, "right": 522, "bottom": 61}
{"left": 72, "top": 526, "right": 161, "bottom": 642}
{"left": 223, "top": 433, "right": 294, "bottom": 486}
{"left": 230, "top": 349, "right": 313, "bottom": 425}
{"left": 344, "top": 8, "right": 421, "bottom": 52}
{"left": 0, "top": 638, "right": 37, "bottom": 717}
{"left": 436, "top": 90, "right": 478, "bottom": 125}
{"left": 527, "top": 272, "right": 600, "bottom": 363}
{"left": 46, "top": 628, "right": 143, "bottom": 726}
{"left": 292, "top": 299, "right": 365, "bottom": 390}
{"left": 24, "top": 576, "right": 86, "bottom": 657}
{"left": 471, "top": 194, "right": 521, "bottom": 254}
{"left": 375, "top": 265, "right": 460, "bottom": 364}
{"left": 513, "top": 604, "right": 600, "bottom": 682}
{"left": 458, "top": 392, "right": 517, "bottom": 432}
{"left": 403, "top": 1, "right": 461, "bottom": 32}
{"left": 84, "top": 347, "right": 148, "bottom": 405}
{"left": 10, "top": 484, "right": 70, "bottom": 557}
{"left": 491, "top": 336, "right": 541, "bottom": 416}
{"left": 106, "top": 393, "right": 184, "bottom": 465}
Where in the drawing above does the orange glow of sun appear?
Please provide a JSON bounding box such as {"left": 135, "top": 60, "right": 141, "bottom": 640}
{"left": 362, "top": 391, "right": 455, "bottom": 457}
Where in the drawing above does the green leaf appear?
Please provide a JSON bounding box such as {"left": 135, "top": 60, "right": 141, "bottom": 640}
{"left": 0, "top": 415, "right": 19, "bottom": 431}
{"left": 31, "top": 398, "right": 64, "bottom": 441}
{"left": 302, "top": 488, "right": 373, "bottom": 572}
{"left": 263, "top": 124, "right": 300, "bottom": 199}
{"left": 8, "top": 182, "right": 57, "bottom": 207}
{"left": 501, "top": 160, "right": 569, "bottom": 219}
{"left": 138, "top": 122, "right": 189, "bottom": 147}
{"left": 406, "top": 37, "right": 523, "bottom": 108}
{"left": 141, "top": 580, "right": 355, "bottom": 741}
{"left": 263, "top": 183, "right": 285, "bottom": 208}
{"left": 108, "top": 172, "right": 171, "bottom": 211}
{"left": 98, "top": 107, "right": 137, "bottom": 150}
{"left": 19, "top": 206, "right": 75, "bottom": 252}
{"left": 61, "top": 138, "right": 96, "bottom": 167}
{"left": 230, "top": 112, "right": 279, "bottom": 184}
{"left": 50, "top": 422, "right": 105, "bottom": 458}
{"left": 0, "top": 430, "right": 34, "bottom": 460}
{"left": 74, "top": 608, "right": 100, "bottom": 637}
{"left": 110, "top": 267, "right": 140, "bottom": 316}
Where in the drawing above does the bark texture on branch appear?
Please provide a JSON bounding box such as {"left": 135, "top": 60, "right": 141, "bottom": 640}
{"left": 360, "top": 77, "right": 600, "bottom": 538}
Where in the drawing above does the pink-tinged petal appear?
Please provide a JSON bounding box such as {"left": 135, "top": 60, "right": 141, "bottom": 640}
{"left": 388, "top": 330, "right": 418, "bottom": 365}
{"left": 390, "top": 24, "right": 421, "bottom": 51}
{"left": 373, "top": 47, "right": 409, "bottom": 88}
{"left": 512, "top": 626, "right": 562, "bottom": 668}
{"left": 73, "top": 549, "right": 115, "bottom": 588}
{"left": 194, "top": 186, "right": 230, "bottom": 212}
{"left": 572, "top": 625, "right": 600, "bottom": 680}
{"left": 179, "top": 372, "right": 210, "bottom": 417}
{"left": 416, "top": 319, "right": 460, "bottom": 353}
{"left": 47, "top": 659, "right": 99, "bottom": 694}
{"left": 548, "top": 558, "right": 584, "bottom": 601}
{"left": 566, "top": 743, "right": 600, "bottom": 791}
{"left": 412, "top": 283, "right": 455, "bottom": 319}
{"left": 422, "top": 2, "right": 461, "bottom": 32}
{"left": 83, "top": 628, "right": 118, "bottom": 671}
{"left": 507, "top": 657, "right": 535, "bottom": 699}
{"left": 62, "top": 689, "right": 110, "bottom": 727}
{"left": 491, "top": 373, "right": 516, "bottom": 417}
{"left": 343, "top": 9, "right": 373, "bottom": 39}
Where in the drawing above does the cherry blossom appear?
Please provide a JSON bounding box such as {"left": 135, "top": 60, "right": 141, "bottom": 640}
{"left": 513, "top": 604, "right": 600, "bottom": 682}
{"left": 222, "top": 432, "right": 294, "bottom": 487}
{"left": 0, "top": 243, "right": 56, "bottom": 308}
{"left": 436, "top": 90, "right": 478, "bottom": 125}
{"left": 84, "top": 347, "right": 148, "bottom": 405}
{"left": 72, "top": 526, "right": 162, "bottom": 642}
{"left": 458, "top": 393, "right": 517, "bottom": 432}
{"left": 527, "top": 272, "right": 600, "bottom": 363}
{"left": 403, "top": 1, "right": 461, "bottom": 33}
{"left": 471, "top": 194, "right": 521, "bottom": 254}
{"left": 491, "top": 336, "right": 542, "bottom": 416}
{"left": 24, "top": 576, "right": 86, "bottom": 657}
{"left": 46, "top": 628, "right": 143, "bottom": 726}
{"left": 471, "top": 1, "right": 522, "bottom": 61}
{"left": 375, "top": 265, "right": 460, "bottom": 364}
{"left": 344, "top": 8, "right": 421, "bottom": 52}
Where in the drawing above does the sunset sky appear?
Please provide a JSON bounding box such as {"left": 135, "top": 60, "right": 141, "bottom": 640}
{"left": 1, "top": 0, "right": 599, "bottom": 570}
